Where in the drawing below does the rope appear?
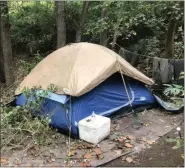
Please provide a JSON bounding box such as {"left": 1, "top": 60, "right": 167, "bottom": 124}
{"left": 67, "top": 95, "right": 72, "bottom": 163}
{"left": 115, "top": 42, "right": 156, "bottom": 59}
{"left": 116, "top": 55, "right": 134, "bottom": 112}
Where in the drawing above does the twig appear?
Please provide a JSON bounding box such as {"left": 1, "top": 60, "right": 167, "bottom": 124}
{"left": 1, "top": 130, "right": 19, "bottom": 151}
{"left": 4, "top": 127, "right": 34, "bottom": 134}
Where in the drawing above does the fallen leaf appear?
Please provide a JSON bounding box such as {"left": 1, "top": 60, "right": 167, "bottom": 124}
{"left": 146, "top": 140, "right": 153, "bottom": 145}
{"left": 114, "top": 124, "right": 120, "bottom": 131}
{"left": 14, "top": 158, "right": 21, "bottom": 165}
{"left": 126, "top": 135, "right": 134, "bottom": 140}
{"left": 142, "top": 137, "right": 153, "bottom": 145}
{"left": 94, "top": 148, "right": 103, "bottom": 160}
{"left": 84, "top": 153, "right": 92, "bottom": 160}
{"left": 47, "top": 159, "right": 53, "bottom": 163}
{"left": 125, "top": 143, "right": 133, "bottom": 148}
{"left": 68, "top": 150, "right": 77, "bottom": 157}
{"left": 144, "top": 123, "right": 150, "bottom": 126}
{"left": 0, "top": 157, "right": 9, "bottom": 165}
{"left": 80, "top": 161, "right": 90, "bottom": 167}
{"left": 114, "top": 149, "right": 122, "bottom": 155}
{"left": 51, "top": 158, "right": 56, "bottom": 162}
{"left": 82, "top": 142, "right": 94, "bottom": 149}
{"left": 75, "top": 144, "right": 83, "bottom": 149}
{"left": 141, "top": 137, "right": 147, "bottom": 142}
{"left": 94, "top": 148, "right": 102, "bottom": 155}
{"left": 118, "top": 137, "right": 125, "bottom": 142}
{"left": 97, "top": 154, "right": 104, "bottom": 160}
{"left": 126, "top": 157, "right": 133, "bottom": 163}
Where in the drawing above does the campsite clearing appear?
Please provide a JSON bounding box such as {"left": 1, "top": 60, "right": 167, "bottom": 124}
{"left": 0, "top": 43, "right": 184, "bottom": 167}
{"left": 1, "top": 108, "right": 183, "bottom": 167}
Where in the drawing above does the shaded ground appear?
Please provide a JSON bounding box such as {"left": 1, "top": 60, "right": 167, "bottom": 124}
{"left": 1, "top": 109, "right": 183, "bottom": 167}
{"left": 103, "top": 122, "right": 184, "bottom": 167}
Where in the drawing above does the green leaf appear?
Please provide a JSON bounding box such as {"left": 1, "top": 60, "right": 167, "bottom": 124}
{"left": 166, "top": 138, "right": 176, "bottom": 143}
{"left": 163, "top": 84, "right": 172, "bottom": 87}
{"left": 172, "top": 139, "right": 181, "bottom": 150}
{"left": 172, "top": 84, "right": 183, "bottom": 89}
{"left": 133, "top": 32, "right": 137, "bottom": 35}
{"left": 180, "top": 72, "right": 184, "bottom": 75}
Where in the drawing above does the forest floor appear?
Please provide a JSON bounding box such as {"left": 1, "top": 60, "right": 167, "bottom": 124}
{"left": 103, "top": 122, "right": 184, "bottom": 167}
{"left": 1, "top": 109, "right": 183, "bottom": 167}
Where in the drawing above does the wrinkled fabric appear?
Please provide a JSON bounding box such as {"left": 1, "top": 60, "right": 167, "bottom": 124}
{"left": 16, "top": 74, "right": 156, "bottom": 137}
{"left": 15, "top": 43, "right": 154, "bottom": 96}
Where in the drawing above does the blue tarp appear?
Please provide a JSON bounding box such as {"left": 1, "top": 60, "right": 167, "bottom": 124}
{"left": 16, "top": 74, "right": 156, "bottom": 137}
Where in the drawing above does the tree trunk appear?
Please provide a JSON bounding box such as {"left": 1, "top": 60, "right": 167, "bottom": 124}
{"left": 75, "top": 1, "right": 90, "bottom": 42}
{"left": 100, "top": 7, "right": 108, "bottom": 46}
{"left": 55, "top": 1, "right": 66, "bottom": 49}
{"left": 0, "top": 1, "right": 14, "bottom": 85}
{"left": 111, "top": 15, "right": 121, "bottom": 50}
{"left": 112, "top": 29, "right": 119, "bottom": 50}
{"left": 0, "top": 16, "right": 4, "bottom": 83}
{"left": 165, "top": 13, "right": 176, "bottom": 58}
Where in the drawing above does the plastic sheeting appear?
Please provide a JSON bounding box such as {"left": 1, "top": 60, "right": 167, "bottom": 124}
{"left": 16, "top": 74, "right": 156, "bottom": 137}
{"left": 154, "top": 95, "right": 184, "bottom": 112}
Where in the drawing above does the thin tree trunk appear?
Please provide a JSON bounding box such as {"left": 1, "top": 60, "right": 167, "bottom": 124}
{"left": 55, "top": 1, "right": 66, "bottom": 48}
{"left": 111, "top": 14, "right": 121, "bottom": 50}
{"left": 112, "top": 29, "right": 119, "bottom": 50}
{"left": 0, "top": 14, "right": 4, "bottom": 83}
{"left": 165, "top": 13, "right": 176, "bottom": 58}
{"left": 0, "top": 1, "right": 14, "bottom": 85}
{"left": 75, "top": 1, "right": 90, "bottom": 42}
{"left": 100, "top": 7, "right": 108, "bottom": 46}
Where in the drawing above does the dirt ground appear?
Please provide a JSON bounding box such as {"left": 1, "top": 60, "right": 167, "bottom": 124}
{"left": 103, "top": 122, "right": 184, "bottom": 167}
{"left": 1, "top": 109, "right": 183, "bottom": 167}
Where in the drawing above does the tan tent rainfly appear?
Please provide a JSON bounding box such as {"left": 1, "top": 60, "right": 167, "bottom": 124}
{"left": 15, "top": 42, "right": 154, "bottom": 96}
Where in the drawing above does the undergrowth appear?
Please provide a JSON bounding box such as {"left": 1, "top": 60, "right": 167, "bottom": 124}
{"left": 0, "top": 86, "right": 66, "bottom": 155}
{"left": 20, "top": 53, "right": 43, "bottom": 73}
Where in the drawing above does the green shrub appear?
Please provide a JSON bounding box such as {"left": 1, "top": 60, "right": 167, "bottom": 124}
{"left": 20, "top": 54, "right": 43, "bottom": 73}
{"left": 9, "top": 1, "right": 56, "bottom": 55}
{"left": 1, "top": 86, "right": 65, "bottom": 153}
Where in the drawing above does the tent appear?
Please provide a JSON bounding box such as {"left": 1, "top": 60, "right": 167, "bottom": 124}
{"left": 15, "top": 42, "right": 156, "bottom": 137}
{"left": 15, "top": 42, "right": 154, "bottom": 96}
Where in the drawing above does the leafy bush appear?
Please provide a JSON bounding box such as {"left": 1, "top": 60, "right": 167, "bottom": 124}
{"left": 128, "top": 37, "right": 162, "bottom": 58}
{"left": 20, "top": 54, "right": 43, "bottom": 73}
{"left": 166, "top": 138, "right": 184, "bottom": 150}
{"left": 9, "top": 1, "right": 56, "bottom": 55}
{"left": 174, "top": 41, "right": 184, "bottom": 59}
{"left": 8, "top": 1, "right": 184, "bottom": 59}
{"left": 1, "top": 86, "right": 65, "bottom": 153}
{"left": 163, "top": 71, "right": 184, "bottom": 98}
{"left": 179, "top": 71, "right": 184, "bottom": 80}
{"left": 163, "top": 84, "right": 184, "bottom": 97}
